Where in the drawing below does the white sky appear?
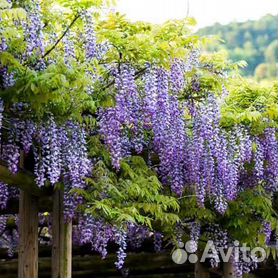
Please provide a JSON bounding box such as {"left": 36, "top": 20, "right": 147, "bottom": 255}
{"left": 116, "top": 0, "right": 278, "bottom": 28}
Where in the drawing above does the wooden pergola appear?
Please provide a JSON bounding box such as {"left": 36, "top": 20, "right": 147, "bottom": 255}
{"left": 2, "top": 157, "right": 277, "bottom": 278}
{"left": 0, "top": 163, "right": 72, "bottom": 278}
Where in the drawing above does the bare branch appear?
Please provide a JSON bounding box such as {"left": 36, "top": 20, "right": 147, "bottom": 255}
{"left": 42, "top": 14, "right": 81, "bottom": 59}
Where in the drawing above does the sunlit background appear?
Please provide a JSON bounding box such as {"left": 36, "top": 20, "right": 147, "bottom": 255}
{"left": 116, "top": 0, "right": 277, "bottom": 28}
{"left": 116, "top": 0, "right": 277, "bottom": 79}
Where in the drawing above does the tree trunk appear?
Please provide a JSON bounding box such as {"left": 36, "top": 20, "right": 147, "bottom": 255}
{"left": 194, "top": 261, "right": 210, "bottom": 278}
{"left": 18, "top": 190, "right": 39, "bottom": 278}
{"left": 51, "top": 189, "right": 72, "bottom": 278}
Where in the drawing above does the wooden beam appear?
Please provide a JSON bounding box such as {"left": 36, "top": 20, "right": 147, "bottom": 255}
{"left": 18, "top": 190, "right": 39, "bottom": 278}
{"left": 61, "top": 220, "right": 72, "bottom": 278}
{"left": 194, "top": 260, "right": 210, "bottom": 278}
{"left": 0, "top": 164, "right": 53, "bottom": 197}
{"left": 0, "top": 196, "right": 53, "bottom": 214}
{"left": 223, "top": 259, "right": 239, "bottom": 278}
{"left": 52, "top": 189, "right": 62, "bottom": 278}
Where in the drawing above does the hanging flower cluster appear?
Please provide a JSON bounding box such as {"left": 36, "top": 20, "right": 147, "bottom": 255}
{"left": 99, "top": 57, "right": 278, "bottom": 209}
{"left": 0, "top": 112, "right": 91, "bottom": 220}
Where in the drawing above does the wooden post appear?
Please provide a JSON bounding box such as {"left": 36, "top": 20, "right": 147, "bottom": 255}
{"left": 18, "top": 190, "right": 39, "bottom": 278}
{"left": 223, "top": 259, "right": 239, "bottom": 278}
{"left": 194, "top": 260, "right": 210, "bottom": 278}
{"left": 52, "top": 189, "right": 72, "bottom": 278}
{"left": 52, "top": 189, "right": 62, "bottom": 278}
{"left": 61, "top": 219, "right": 72, "bottom": 278}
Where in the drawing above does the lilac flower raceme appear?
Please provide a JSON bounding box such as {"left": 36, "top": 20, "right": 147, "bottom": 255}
{"left": 20, "top": 120, "right": 36, "bottom": 153}
{"left": 115, "top": 229, "right": 127, "bottom": 269}
{"left": 0, "top": 38, "right": 15, "bottom": 88}
{"left": 63, "top": 31, "right": 76, "bottom": 65}
{"left": 127, "top": 223, "right": 149, "bottom": 249}
{"left": 167, "top": 94, "right": 186, "bottom": 195}
{"left": 31, "top": 119, "right": 91, "bottom": 222}
{"left": 43, "top": 118, "right": 61, "bottom": 185}
{"left": 5, "top": 128, "right": 20, "bottom": 174}
{"left": 143, "top": 66, "right": 157, "bottom": 128}
{"left": 152, "top": 68, "right": 170, "bottom": 153}
{"left": 61, "top": 122, "right": 91, "bottom": 220}
{"left": 99, "top": 108, "right": 123, "bottom": 169}
{"left": 187, "top": 222, "right": 200, "bottom": 252}
{"left": 0, "top": 182, "right": 9, "bottom": 210}
{"left": 254, "top": 138, "right": 264, "bottom": 182}
{"left": 170, "top": 59, "right": 184, "bottom": 94}
{"left": 154, "top": 232, "right": 163, "bottom": 252}
{"left": 0, "top": 99, "right": 3, "bottom": 140}
{"left": 183, "top": 49, "right": 200, "bottom": 72}
{"left": 25, "top": 0, "right": 45, "bottom": 57}
{"left": 100, "top": 65, "right": 145, "bottom": 168}
{"left": 82, "top": 11, "right": 97, "bottom": 60}
{"left": 263, "top": 128, "right": 278, "bottom": 192}
{"left": 33, "top": 127, "right": 47, "bottom": 187}
{"left": 0, "top": 215, "right": 7, "bottom": 235}
{"left": 262, "top": 220, "right": 272, "bottom": 245}
{"left": 78, "top": 219, "right": 116, "bottom": 259}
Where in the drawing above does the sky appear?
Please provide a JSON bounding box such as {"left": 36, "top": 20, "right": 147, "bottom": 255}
{"left": 116, "top": 0, "right": 278, "bottom": 28}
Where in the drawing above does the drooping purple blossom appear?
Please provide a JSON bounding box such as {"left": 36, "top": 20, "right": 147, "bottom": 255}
{"left": 0, "top": 99, "right": 3, "bottom": 140}
{"left": 263, "top": 128, "right": 278, "bottom": 192}
{"left": 127, "top": 223, "right": 149, "bottom": 249}
{"left": 254, "top": 138, "right": 264, "bottom": 182}
{"left": 143, "top": 66, "right": 157, "bottom": 128}
{"left": 115, "top": 229, "right": 127, "bottom": 269}
{"left": 21, "top": 120, "right": 36, "bottom": 153}
{"left": 262, "top": 221, "right": 272, "bottom": 245}
{"left": 5, "top": 131, "right": 20, "bottom": 174}
{"left": 82, "top": 11, "right": 97, "bottom": 60}
{"left": 0, "top": 215, "right": 7, "bottom": 235}
{"left": 170, "top": 59, "right": 184, "bottom": 94}
{"left": 42, "top": 118, "right": 61, "bottom": 185}
{"left": 63, "top": 31, "right": 75, "bottom": 65}
{"left": 99, "top": 108, "right": 123, "bottom": 169}
{"left": 25, "top": 0, "right": 45, "bottom": 57}
{"left": 0, "top": 182, "right": 9, "bottom": 210}
{"left": 0, "top": 38, "right": 15, "bottom": 88}
{"left": 154, "top": 232, "right": 163, "bottom": 252}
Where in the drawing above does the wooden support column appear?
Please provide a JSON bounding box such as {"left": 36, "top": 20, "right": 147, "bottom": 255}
{"left": 61, "top": 219, "right": 72, "bottom": 278}
{"left": 18, "top": 190, "right": 39, "bottom": 278}
{"left": 194, "top": 260, "right": 210, "bottom": 278}
{"left": 223, "top": 259, "right": 239, "bottom": 278}
{"left": 52, "top": 189, "right": 62, "bottom": 278}
{"left": 52, "top": 189, "right": 72, "bottom": 278}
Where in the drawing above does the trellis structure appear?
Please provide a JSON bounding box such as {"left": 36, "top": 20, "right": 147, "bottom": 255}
{"left": 0, "top": 162, "right": 240, "bottom": 278}
{"left": 0, "top": 162, "right": 72, "bottom": 278}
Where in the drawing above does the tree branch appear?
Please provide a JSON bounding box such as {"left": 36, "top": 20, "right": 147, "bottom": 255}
{"left": 42, "top": 14, "right": 81, "bottom": 59}
{"left": 98, "top": 67, "right": 148, "bottom": 92}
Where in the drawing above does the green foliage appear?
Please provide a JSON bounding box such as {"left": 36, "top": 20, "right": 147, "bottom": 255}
{"left": 224, "top": 186, "right": 277, "bottom": 247}
{"left": 1, "top": 0, "right": 277, "bottom": 250}
{"left": 0, "top": 1, "right": 222, "bottom": 121}
{"left": 179, "top": 193, "right": 217, "bottom": 224}
{"left": 177, "top": 186, "right": 277, "bottom": 249}
{"left": 1, "top": 59, "right": 93, "bottom": 120}
{"left": 97, "top": 14, "right": 199, "bottom": 69}
{"left": 55, "top": 0, "right": 115, "bottom": 12}
{"left": 221, "top": 79, "right": 278, "bottom": 131}
{"left": 76, "top": 155, "right": 180, "bottom": 231}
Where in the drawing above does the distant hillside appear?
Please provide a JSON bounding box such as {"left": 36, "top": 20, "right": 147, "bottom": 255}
{"left": 197, "top": 14, "right": 278, "bottom": 79}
